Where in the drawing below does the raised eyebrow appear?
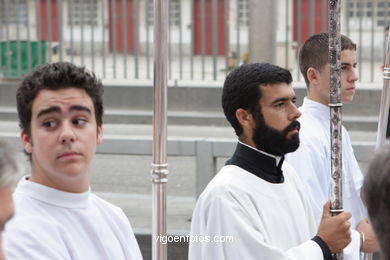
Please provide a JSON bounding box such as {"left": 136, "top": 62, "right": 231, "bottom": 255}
{"left": 37, "top": 105, "right": 91, "bottom": 119}
{"left": 37, "top": 106, "right": 61, "bottom": 119}
{"left": 69, "top": 105, "right": 92, "bottom": 114}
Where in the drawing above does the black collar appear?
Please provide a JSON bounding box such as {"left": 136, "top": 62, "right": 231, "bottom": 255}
{"left": 225, "top": 142, "right": 285, "bottom": 183}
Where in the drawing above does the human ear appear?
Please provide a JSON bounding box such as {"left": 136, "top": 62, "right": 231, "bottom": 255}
{"left": 307, "top": 67, "right": 320, "bottom": 85}
{"left": 21, "top": 130, "right": 33, "bottom": 154}
{"left": 96, "top": 125, "right": 103, "bottom": 144}
{"left": 235, "top": 108, "right": 255, "bottom": 130}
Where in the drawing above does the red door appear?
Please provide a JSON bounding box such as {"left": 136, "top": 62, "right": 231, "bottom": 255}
{"left": 108, "top": 0, "right": 136, "bottom": 53}
{"left": 38, "top": 0, "right": 58, "bottom": 41}
{"left": 194, "top": 0, "right": 226, "bottom": 55}
{"left": 293, "top": 0, "right": 328, "bottom": 44}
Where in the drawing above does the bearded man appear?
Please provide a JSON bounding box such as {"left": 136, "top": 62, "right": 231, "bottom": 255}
{"left": 189, "top": 63, "right": 352, "bottom": 260}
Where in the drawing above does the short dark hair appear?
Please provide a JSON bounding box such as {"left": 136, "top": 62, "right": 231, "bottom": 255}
{"left": 16, "top": 62, "right": 104, "bottom": 159}
{"left": 363, "top": 145, "right": 390, "bottom": 260}
{"left": 299, "top": 32, "right": 357, "bottom": 86}
{"left": 222, "top": 63, "right": 292, "bottom": 136}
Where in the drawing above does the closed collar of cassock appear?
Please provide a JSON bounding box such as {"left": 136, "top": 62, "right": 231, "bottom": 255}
{"left": 225, "top": 141, "right": 285, "bottom": 183}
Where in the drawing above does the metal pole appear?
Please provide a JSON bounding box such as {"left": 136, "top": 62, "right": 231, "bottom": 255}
{"left": 152, "top": 0, "right": 168, "bottom": 259}
{"left": 329, "top": 0, "right": 343, "bottom": 259}
{"left": 376, "top": 31, "right": 390, "bottom": 149}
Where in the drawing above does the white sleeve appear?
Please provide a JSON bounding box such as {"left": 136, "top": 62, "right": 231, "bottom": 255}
{"left": 286, "top": 139, "right": 330, "bottom": 227}
{"left": 287, "top": 135, "right": 364, "bottom": 260}
{"left": 189, "top": 192, "right": 324, "bottom": 260}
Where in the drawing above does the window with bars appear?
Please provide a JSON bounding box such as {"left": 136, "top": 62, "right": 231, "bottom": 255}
{"left": 0, "top": 0, "right": 28, "bottom": 26}
{"left": 68, "top": 0, "right": 98, "bottom": 26}
{"left": 147, "top": 0, "right": 181, "bottom": 27}
{"left": 347, "top": 1, "right": 390, "bottom": 26}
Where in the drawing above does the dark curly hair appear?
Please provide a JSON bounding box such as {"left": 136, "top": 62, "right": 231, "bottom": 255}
{"left": 222, "top": 63, "right": 292, "bottom": 136}
{"left": 16, "top": 62, "right": 104, "bottom": 159}
{"left": 17, "top": 62, "right": 104, "bottom": 135}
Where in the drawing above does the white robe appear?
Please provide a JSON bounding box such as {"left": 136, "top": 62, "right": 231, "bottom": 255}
{"left": 286, "top": 97, "right": 366, "bottom": 259}
{"left": 3, "top": 177, "right": 143, "bottom": 260}
{"left": 189, "top": 163, "right": 324, "bottom": 260}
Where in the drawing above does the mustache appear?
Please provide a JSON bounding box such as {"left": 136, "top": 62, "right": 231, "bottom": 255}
{"left": 284, "top": 120, "right": 301, "bottom": 133}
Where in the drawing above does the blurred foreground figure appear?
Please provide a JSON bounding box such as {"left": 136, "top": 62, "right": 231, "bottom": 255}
{"left": 0, "top": 139, "right": 20, "bottom": 260}
{"left": 363, "top": 146, "right": 390, "bottom": 260}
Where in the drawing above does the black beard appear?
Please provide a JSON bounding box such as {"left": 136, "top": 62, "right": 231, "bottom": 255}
{"left": 252, "top": 113, "right": 300, "bottom": 156}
